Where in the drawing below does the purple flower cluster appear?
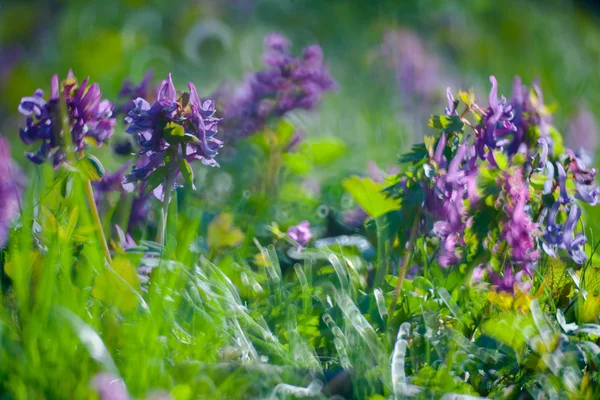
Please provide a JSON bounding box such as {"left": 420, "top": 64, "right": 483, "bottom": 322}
{"left": 0, "top": 138, "right": 24, "bottom": 247}
{"left": 287, "top": 220, "right": 312, "bottom": 251}
{"left": 124, "top": 74, "right": 222, "bottom": 196}
{"left": 499, "top": 168, "right": 539, "bottom": 267}
{"left": 427, "top": 137, "right": 478, "bottom": 267}
{"left": 117, "top": 71, "right": 157, "bottom": 116}
{"left": 474, "top": 76, "right": 554, "bottom": 164}
{"left": 392, "top": 75, "right": 600, "bottom": 293}
{"left": 18, "top": 70, "right": 115, "bottom": 166}
{"left": 218, "top": 33, "right": 336, "bottom": 141}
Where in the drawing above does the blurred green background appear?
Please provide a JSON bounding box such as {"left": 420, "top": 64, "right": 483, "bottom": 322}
{"left": 1, "top": 0, "right": 599, "bottom": 177}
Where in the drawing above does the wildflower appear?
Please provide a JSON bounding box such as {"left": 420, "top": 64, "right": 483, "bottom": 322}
{"left": 475, "top": 76, "right": 517, "bottom": 163}
{"left": 91, "top": 373, "right": 130, "bottom": 400}
{"left": 542, "top": 202, "right": 587, "bottom": 264}
{"left": 500, "top": 168, "right": 539, "bottom": 267}
{"left": 567, "top": 106, "right": 597, "bottom": 166}
{"left": 488, "top": 266, "right": 533, "bottom": 293}
{"left": 0, "top": 138, "right": 24, "bottom": 247}
{"left": 117, "top": 71, "right": 156, "bottom": 115}
{"left": 18, "top": 70, "right": 115, "bottom": 166}
{"left": 218, "top": 33, "right": 335, "bottom": 141}
{"left": 124, "top": 74, "right": 222, "bottom": 197}
{"left": 287, "top": 221, "right": 312, "bottom": 250}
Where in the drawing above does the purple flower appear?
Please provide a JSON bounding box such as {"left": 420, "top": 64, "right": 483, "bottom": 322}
{"left": 567, "top": 106, "right": 597, "bottom": 166}
{"left": 509, "top": 77, "right": 553, "bottom": 155}
{"left": 218, "top": 33, "right": 336, "bottom": 141}
{"left": 18, "top": 71, "right": 115, "bottom": 166}
{"left": 474, "top": 76, "right": 518, "bottom": 163}
{"left": 500, "top": 168, "right": 539, "bottom": 266}
{"left": 427, "top": 140, "right": 475, "bottom": 267}
{"left": 488, "top": 266, "right": 532, "bottom": 293}
{"left": 124, "top": 74, "right": 223, "bottom": 197}
{"left": 117, "top": 71, "right": 156, "bottom": 115}
{"left": 0, "top": 138, "right": 25, "bottom": 247}
{"left": 91, "top": 373, "right": 129, "bottom": 400}
{"left": 287, "top": 221, "right": 312, "bottom": 250}
{"left": 542, "top": 202, "right": 588, "bottom": 264}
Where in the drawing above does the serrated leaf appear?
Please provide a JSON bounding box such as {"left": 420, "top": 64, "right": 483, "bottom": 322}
{"left": 399, "top": 143, "right": 428, "bottom": 164}
{"left": 342, "top": 176, "right": 400, "bottom": 219}
{"left": 428, "top": 115, "right": 464, "bottom": 132}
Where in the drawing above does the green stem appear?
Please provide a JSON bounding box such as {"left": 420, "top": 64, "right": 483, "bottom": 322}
{"left": 156, "top": 162, "right": 178, "bottom": 248}
{"left": 388, "top": 209, "right": 421, "bottom": 325}
{"left": 84, "top": 178, "right": 113, "bottom": 264}
{"left": 373, "top": 216, "right": 389, "bottom": 289}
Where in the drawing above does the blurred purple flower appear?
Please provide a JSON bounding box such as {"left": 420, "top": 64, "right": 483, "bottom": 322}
{"left": 381, "top": 29, "right": 445, "bottom": 104}
{"left": 500, "top": 168, "right": 539, "bottom": 266}
{"left": 218, "top": 33, "right": 336, "bottom": 141}
{"left": 18, "top": 70, "right": 115, "bottom": 166}
{"left": 567, "top": 106, "right": 597, "bottom": 166}
{"left": 287, "top": 221, "right": 312, "bottom": 250}
{"left": 91, "top": 373, "right": 129, "bottom": 400}
{"left": 117, "top": 71, "right": 156, "bottom": 115}
{"left": 0, "top": 138, "right": 25, "bottom": 247}
{"left": 124, "top": 74, "right": 222, "bottom": 197}
{"left": 488, "top": 266, "right": 533, "bottom": 293}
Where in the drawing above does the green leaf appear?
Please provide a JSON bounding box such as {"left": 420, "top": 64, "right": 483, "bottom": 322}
{"left": 342, "top": 176, "right": 400, "bottom": 219}
{"left": 300, "top": 137, "right": 346, "bottom": 165}
{"left": 178, "top": 158, "right": 195, "bottom": 190}
{"left": 493, "top": 150, "right": 508, "bottom": 171}
{"left": 428, "top": 115, "right": 464, "bottom": 132}
{"left": 282, "top": 153, "right": 313, "bottom": 175}
{"left": 92, "top": 256, "right": 141, "bottom": 312}
{"left": 207, "top": 213, "right": 245, "bottom": 249}
{"left": 458, "top": 88, "right": 475, "bottom": 107}
{"left": 482, "top": 312, "right": 535, "bottom": 351}
{"left": 275, "top": 119, "right": 295, "bottom": 145}
{"left": 399, "top": 143, "right": 428, "bottom": 164}
{"left": 143, "top": 166, "right": 168, "bottom": 195}
{"left": 78, "top": 155, "right": 105, "bottom": 182}
{"left": 163, "top": 122, "right": 186, "bottom": 144}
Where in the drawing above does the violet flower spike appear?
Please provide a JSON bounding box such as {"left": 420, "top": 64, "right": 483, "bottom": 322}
{"left": 18, "top": 71, "right": 115, "bottom": 166}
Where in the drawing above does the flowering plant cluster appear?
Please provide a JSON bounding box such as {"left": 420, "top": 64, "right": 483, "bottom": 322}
{"left": 18, "top": 70, "right": 116, "bottom": 166}
{"left": 386, "top": 76, "right": 599, "bottom": 293}
{"left": 217, "top": 33, "right": 336, "bottom": 142}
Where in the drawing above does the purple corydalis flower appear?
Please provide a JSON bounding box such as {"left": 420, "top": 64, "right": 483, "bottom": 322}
{"left": 117, "top": 71, "right": 156, "bottom": 115}
{"left": 0, "top": 138, "right": 25, "bottom": 247}
{"left": 124, "top": 74, "right": 223, "bottom": 197}
{"left": 567, "top": 106, "right": 597, "bottom": 166}
{"left": 91, "top": 373, "right": 130, "bottom": 400}
{"left": 381, "top": 29, "right": 445, "bottom": 103}
{"left": 475, "top": 76, "right": 518, "bottom": 163}
{"left": 218, "top": 33, "right": 336, "bottom": 141}
{"left": 500, "top": 168, "right": 539, "bottom": 265}
{"left": 287, "top": 221, "right": 312, "bottom": 250}
{"left": 488, "top": 266, "right": 533, "bottom": 293}
{"left": 18, "top": 71, "right": 115, "bottom": 166}
{"left": 542, "top": 202, "right": 587, "bottom": 264}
